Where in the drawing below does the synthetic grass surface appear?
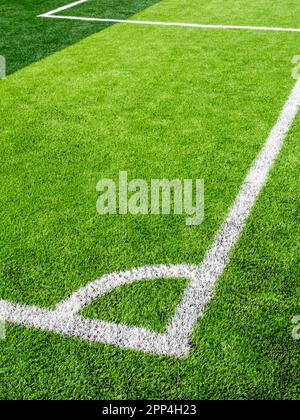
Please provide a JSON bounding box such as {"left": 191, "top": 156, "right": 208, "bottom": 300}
{"left": 0, "top": 0, "right": 159, "bottom": 75}
{"left": 0, "top": 0, "right": 299, "bottom": 399}
{"left": 130, "top": 0, "right": 300, "bottom": 27}
{"left": 0, "top": 26, "right": 295, "bottom": 306}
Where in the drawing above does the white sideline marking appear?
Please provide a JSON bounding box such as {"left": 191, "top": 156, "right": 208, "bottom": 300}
{"left": 38, "top": 0, "right": 300, "bottom": 33}
{"left": 39, "top": 0, "right": 88, "bottom": 18}
{"left": 40, "top": 14, "right": 300, "bottom": 33}
{"left": 1, "top": 80, "right": 300, "bottom": 357}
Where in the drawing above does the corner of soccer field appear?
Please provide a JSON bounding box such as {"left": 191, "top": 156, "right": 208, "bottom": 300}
{"left": 0, "top": 0, "right": 299, "bottom": 401}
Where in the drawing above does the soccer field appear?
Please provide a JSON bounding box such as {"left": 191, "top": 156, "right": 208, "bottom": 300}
{"left": 0, "top": 0, "right": 300, "bottom": 400}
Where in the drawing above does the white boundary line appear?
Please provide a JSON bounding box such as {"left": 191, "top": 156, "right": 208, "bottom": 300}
{"left": 2, "top": 79, "right": 300, "bottom": 357}
{"left": 2, "top": 0, "right": 300, "bottom": 357}
{"left": 39, "top": 0, "right": 88, "bottom": 17}
{"left": 38, "top": 0, "right": 300, "bottom": 33}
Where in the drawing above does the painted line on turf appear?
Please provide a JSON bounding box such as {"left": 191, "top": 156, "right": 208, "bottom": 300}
{"left": 40, "top": 14, "right": 300, "bottom": 33}
{"left": 168, "top": 79, "right": 300, "bottom": 339}
{"left": 38, "top": 0, "right": 300, "bottom": 33}
{"left": 38, "top": 0, "right": 88, "bottom": 18}
{"left": 1, "top": 80, "right": 300, "bottom": 357}
{"left": 0, "top": 265, "right": 196, "bottom": 357}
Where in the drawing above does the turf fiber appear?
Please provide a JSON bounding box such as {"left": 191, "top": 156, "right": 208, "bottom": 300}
{"left": 0, "top": 0, "right": 299, "bottom": 400}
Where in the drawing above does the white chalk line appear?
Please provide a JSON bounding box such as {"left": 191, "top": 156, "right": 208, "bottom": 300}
{"left": 40, "top": 14, "right": 300, "bottom": 33}
{"left": 0, "top": 299, "right": 190, "bottom": 357}
{"left": 168, "top": 79, "right": 300, "bottom": 338}
{"left": 38, "top": 0, "right": 300, "bottom": 33}
{"left": 2, "top": 0, "right": 300, "bottom": 357}
{"left": 39, "top": 0, "right": 88, "bottom": 17}
{"left": 1, "top": 265, "right": 196, "bottom": 357}
{"left": 1, "top": 79, "right": 300, "bottom": 357}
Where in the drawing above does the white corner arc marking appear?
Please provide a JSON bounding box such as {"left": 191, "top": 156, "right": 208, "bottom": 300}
{"left": 3, "top": 0, "right": 300, "bottom": 357}
{"left": 1, "top": 79, "right": 300, "bottom": 357}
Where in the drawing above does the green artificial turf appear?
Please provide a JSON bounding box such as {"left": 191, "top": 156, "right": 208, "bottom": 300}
{"left": 0, "top": 0, "right": 159, "bottom": 75}
{"left": 135, "top": 0, "right": 300, "bottom": 27}
{"left": 83, "top": 278, "right": 189, "bottom": 332}
{"left": 0, "top": 0, "right": 299, "bottom": 400}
